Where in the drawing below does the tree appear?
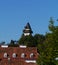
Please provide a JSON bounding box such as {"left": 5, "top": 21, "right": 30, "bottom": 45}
{"left": 34, "top": 34, "right": 45, "bottom": 46}
{"left": 18, "top": 35, "right": 36, "bottom": 47}
{"left": 37, "top": 17, "right": 58, "bottom": 65}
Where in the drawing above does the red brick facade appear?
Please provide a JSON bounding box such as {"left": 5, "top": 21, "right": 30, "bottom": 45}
{"left": 0, "top": 45, "right": 38, "bottom": 65}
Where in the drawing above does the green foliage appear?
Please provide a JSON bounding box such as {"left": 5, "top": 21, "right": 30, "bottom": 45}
{"left": 34, "top": 34, "right": 45, "bottom": 54}
{"left": 37, "top": 18, "right": 58, "bottom": 65}
{"left": 48, "top": 17, "right": 55, "bottom": 32}
{"left": 18, "top": 34, "right": 45, "bottom": 47}
{"left": 18, "top": 35, "right": 37, "bottom": 47}
{"left": 34, "top": 34, "right": 45, "bottom": 46}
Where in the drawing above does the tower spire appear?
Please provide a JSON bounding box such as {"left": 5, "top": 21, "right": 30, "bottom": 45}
{"left": 23, "top": 22, "right": 33, "bottom": 36}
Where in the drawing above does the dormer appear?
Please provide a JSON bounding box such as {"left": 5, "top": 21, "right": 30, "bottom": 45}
{"left": 30, "top": 53, "right": 34, "bottom": 58}
{"left": 21, "top": 53, "right": 26, "bottom": 58}
{"left": 4, "top": 53, "right": 8, "bottom": 58}
{"left": 12, "top": 53, "right": 17, "bottom": 58}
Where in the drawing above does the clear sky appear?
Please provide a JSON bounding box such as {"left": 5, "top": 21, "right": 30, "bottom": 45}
{"left": 0, "top": 0, "right": 58, "bottom": 43}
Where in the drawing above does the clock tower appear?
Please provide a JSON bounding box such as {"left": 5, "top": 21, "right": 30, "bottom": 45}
{"left": 23, "top": 22, "right": 33, "bottom": 36}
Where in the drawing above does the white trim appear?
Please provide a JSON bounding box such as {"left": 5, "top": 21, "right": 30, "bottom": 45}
{"left": 20, "top": 45, "right": 27, "bottom": 48}
{"left": 24, "top": 33, "right": 30, "bottom": 36}
{"left": 25, "top": 29, "right": 30, "bottom": 30}
{"left": 1, "top": 45, "right": 8, "bottom": 48}
{"left": 25, "top": 60, "right": 36, "bottom": 63}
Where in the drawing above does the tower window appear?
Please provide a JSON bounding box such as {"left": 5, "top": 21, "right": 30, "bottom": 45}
{"left": 4, "top": 53, "right": 8, "bottom": 58}
{"left": 12, "top": 53, "right": 17, "bottom": 58}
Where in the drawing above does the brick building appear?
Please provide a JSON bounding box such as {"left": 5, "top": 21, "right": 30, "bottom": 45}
{"left": 0, "top": 45, "right": 38, "bottom": 65}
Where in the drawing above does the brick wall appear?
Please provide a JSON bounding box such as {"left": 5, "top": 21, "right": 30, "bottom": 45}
{"left": 0, "top": 46, "right": 38, "bottom": 65}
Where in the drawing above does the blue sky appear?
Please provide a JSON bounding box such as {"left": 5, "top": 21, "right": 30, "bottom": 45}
{"left": 0, "top": 0, "right": 58, "bottom": 43}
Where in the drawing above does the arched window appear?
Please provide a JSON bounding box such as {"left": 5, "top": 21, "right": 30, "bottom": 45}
{"left": 4, "top": 53, "right": 8, "bottom": 58}
{"left": 12, "top": 53, "right": 17, "bottom": 58}
{"left": 30, "top": 53, "right": 34, "bottom": 58}
{"left": 21, "top": 53, "right": 26, "bottom": 58}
